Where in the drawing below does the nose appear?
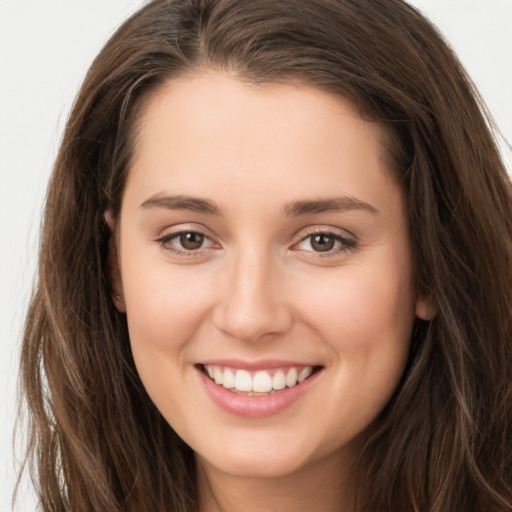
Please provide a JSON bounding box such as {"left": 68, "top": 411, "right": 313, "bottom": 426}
{"left": 213, "top": 247, "right": 293, "bottom": 343}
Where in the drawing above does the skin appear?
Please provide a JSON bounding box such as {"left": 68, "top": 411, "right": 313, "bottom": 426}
{"left": 108, "top": 71, "right": 431, "bottom": 512}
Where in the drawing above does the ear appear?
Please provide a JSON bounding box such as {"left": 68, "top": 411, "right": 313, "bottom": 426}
{"left": 105, "top": 210, "right": 126, "bottom": 313}
{"left": 415, "top": 294, "right": 436, "bottom": 321}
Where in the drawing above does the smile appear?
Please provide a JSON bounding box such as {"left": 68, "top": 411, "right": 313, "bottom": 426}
{"left": 203, "top": 364, "right": 316, "bottom": 395}
{"left": 197, "top": 361, "right": 324, "bottom": 417}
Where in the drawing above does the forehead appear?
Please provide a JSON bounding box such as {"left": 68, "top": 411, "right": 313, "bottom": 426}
{"left": 123, "top": 71, "right": 402, "bottom": 218}
{"left": 132, "top": 72, "right": 390, "bottom": 155}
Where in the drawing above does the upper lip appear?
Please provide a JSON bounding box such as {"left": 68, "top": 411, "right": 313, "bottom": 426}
{"left": 196, "top": 359, "right": 320, "bottom": 371}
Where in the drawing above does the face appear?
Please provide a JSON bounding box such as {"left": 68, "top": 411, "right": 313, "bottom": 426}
{"left": 110, "top": 71, "right": 428, "bottom": 481}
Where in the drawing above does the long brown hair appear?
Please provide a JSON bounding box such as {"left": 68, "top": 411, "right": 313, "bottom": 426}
{"left": 18, "top": 1, "right": 512, "bottom": 511}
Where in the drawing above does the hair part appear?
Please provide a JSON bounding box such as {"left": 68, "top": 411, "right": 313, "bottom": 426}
{"left": 18, "top": 1, "right": 512, "bottom": 511}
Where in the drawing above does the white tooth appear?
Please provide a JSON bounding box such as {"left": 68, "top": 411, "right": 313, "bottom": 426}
{"left": 253, "top": 371, "right": 273, "bottom": 393}
{"left": 222, "top": 368, "right": 235, "bottom": 389}
{"left": 286, "top": 367, "right": 298, "bottom": 387}
{"left": 234, "top": 370, "right": 252, "bottom": 392}
{"left": 298, "top": 366, "right": 313, "bottom": 383}
{"left": 206, "top": 365, "right": 214, "bottom": 379}
{"left": 213, "top": 366, "right": 223, "bottom": 385}
{"left": 272, "top": 370, "right": 286, "bottom": 390}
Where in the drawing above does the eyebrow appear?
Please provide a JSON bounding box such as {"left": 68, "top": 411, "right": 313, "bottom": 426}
{"left": 282, "top": 196, "right": 379, "bottom": 216}
{"left": 140, "top": 194, "right": 223, "bottom": 215}
{"left": 139, "top": 194, "right": 379, "bottom": 217}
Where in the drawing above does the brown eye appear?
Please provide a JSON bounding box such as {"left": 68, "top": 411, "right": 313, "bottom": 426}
{"left": 179, "top": 232, "right": 204, "bottom": 250}
{"left": 310, "top": 234, "right": 335, "bottom": 252}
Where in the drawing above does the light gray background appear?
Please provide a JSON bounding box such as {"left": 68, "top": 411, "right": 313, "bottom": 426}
{"left": 1, "top": 1, "right": 511, "bottom": 510}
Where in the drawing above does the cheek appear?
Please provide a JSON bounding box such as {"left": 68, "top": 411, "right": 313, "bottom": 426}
{"left": 120, "top": 251, "right": 216, "bottom": 363}
{"left": 301, "top": 267, "right": 415, "bottom": 348}
{"left": 119, "top": 255, "right": 219, "bottom": 422}
{"left": 300, "top": 263, "right": 415, "bottom": 395}
{"left": 297, "top": 268, "right": 415, "bottom": 443}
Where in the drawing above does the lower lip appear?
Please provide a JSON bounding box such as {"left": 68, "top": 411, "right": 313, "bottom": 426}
{"left": 197, "top": 367, "right": 321, "bottom": 418}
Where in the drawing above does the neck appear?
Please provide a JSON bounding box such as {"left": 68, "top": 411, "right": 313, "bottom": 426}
{"left": 196, "top": 451, "right": 357, "bottom": 512}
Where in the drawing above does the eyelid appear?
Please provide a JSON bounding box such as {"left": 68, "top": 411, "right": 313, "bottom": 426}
{"left": 154, "top": 222, "right": 217, "bottom": 241}
{"left": 293, "top": 225, "right": 356, "bottom": 243}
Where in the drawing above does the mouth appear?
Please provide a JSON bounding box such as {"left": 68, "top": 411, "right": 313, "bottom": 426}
{"left": 198, "top": 363, "right": 323, "bottom": 396}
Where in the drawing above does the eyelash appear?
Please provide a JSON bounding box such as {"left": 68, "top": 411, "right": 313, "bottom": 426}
{"left": 293, "top": 229, "right": 357, "bottom": 258}
{"left": 156, "top": 230, "right": 217, "bottom": 257}
{"left": 156, "top": 229, "right": 357, "bottom": 258}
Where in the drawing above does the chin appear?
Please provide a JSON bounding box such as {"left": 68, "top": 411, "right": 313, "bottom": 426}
{"left": 199, "top": 451, "right": 309, "bottom": 480}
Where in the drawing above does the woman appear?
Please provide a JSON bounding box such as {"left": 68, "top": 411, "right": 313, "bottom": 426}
{"left": 19, "top": 0, "right": 512, "bottom": 511}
